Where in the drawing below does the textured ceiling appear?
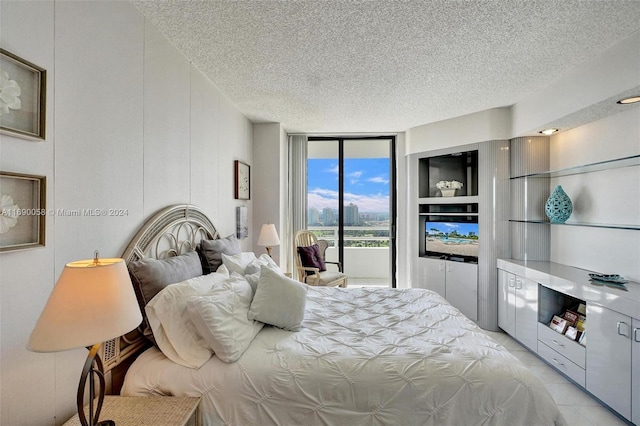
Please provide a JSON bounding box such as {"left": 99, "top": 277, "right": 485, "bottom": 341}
{"left": 132, "top": 0, "right": 640, "bottom": 133}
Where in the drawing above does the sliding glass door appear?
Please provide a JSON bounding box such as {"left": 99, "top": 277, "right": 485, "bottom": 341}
{"left": 307, "top": 136, "right": 396, "bottom": 288}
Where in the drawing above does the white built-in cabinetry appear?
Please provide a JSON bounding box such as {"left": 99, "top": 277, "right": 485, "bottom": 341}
{"left": 421, "top": 258, "right": 478, "bottom": 321}
{"left": 497, "top": 259, "right": 640, "bottom": 424}
{"left": 586, "top": 306, "right": 632, "bottom": 419}
{"left": 497, "top": 270, "right": 537, "bottom": 351}
{"left": 633, "top": 318, "right": 640, "bottom": 426}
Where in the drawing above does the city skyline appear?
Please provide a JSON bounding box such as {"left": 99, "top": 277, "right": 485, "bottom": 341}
{"left": 307, "top": 158, "right": 390, "bottom": 213}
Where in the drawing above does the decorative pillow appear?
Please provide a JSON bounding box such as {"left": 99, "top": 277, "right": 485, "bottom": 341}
{"left": 221, "top": 252, "right": 257, "bottom": 275}
{"left": 297, "top": 244, "right": 326, "bottom": 272}
{"left": 128, "top": 251, "right": 203, "bottom": 308}
{"left": 248, "top": 266, "right": 308, "bottom": 331}
{"left": 244, "top": 253, "right": 281, "bottom": 275}
{"left": 128, "top": 251, "right": 204, "bottom": 343}
{"left": 244, "top": 254, "right": 284, "bottom": 295}
{"left": 198, "top": 234, "right": 241, "bottom": 274}
{"left": 186, "top": 275, "right": 264, "bottom": 363}
{"left": 145, "top": 272, "right": 228, "bottom": 368}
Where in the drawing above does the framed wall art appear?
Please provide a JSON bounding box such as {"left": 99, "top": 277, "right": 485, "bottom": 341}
{"left": 234, "top": 160, "right": 250, "bottom": 200}
{"left": 0, "top": 171, "right": 46, "bottom": 252}
{"left": 0, "top": 48, "right": 47, "bottom": 141}
{"left": 236, "top": 206, "right": 248, "bottom": 239}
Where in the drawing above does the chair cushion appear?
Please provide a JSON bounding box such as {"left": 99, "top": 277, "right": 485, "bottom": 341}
{"left": 305, "top": 270, "right": 347, "bottom": 287}
{"left": 297, "top": 244, "right": 326, "bottom": 272}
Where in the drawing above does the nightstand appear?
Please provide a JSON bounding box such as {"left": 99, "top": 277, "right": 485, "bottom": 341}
{"left": 63, "top": 396, "right": 201, "bottom": 426}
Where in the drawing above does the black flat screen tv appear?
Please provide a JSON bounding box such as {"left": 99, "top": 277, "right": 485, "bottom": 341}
{"left": 425, "top": 221, "right": 479, "bottom": 262}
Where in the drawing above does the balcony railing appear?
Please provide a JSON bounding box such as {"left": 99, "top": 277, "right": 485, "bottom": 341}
{"left": 307, "top": 226, "right": 390, "bottom": 285}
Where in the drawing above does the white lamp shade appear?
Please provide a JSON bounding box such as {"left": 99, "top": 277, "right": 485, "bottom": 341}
{"left": 257, "top": 224, "right": 280, "bottom": 247}
{"left": 28, "top": 258, "right": 142, "bottom": 353}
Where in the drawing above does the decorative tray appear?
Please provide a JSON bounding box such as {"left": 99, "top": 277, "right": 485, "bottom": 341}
{"left": 588, "top": 273, "right": 628, "bottom": 284}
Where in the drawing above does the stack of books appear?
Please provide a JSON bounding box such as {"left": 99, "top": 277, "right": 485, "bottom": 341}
{"left": 549, "top": 303, "right": 586, "bottom": 346}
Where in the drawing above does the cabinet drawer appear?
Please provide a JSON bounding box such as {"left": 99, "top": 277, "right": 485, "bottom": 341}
{"left": 537, "top": 322, "right": 585, "bottom": 368}
{"left": 538, "top": 341, "right": 586, "bottom": 387}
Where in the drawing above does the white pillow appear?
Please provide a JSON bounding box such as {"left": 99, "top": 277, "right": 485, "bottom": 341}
{"left": 215, "top": 264, "right": 230, "bottom": 276}
{"left": 244, "top": 253, "right": 281, "bottom": 275}
{"left": 244, "top": 254, "right": 284, "bottom": 294}
{"left": 186, "top": 275, "right": 264, "bottom": 363}
{"left": 145, "top": 272, "right": 228, "bottom": 368}
{"left": 248, "top": 266, "right": 308, "bottom": 331}
{"left": 221, "top": 252, "right": 257, "bottom": 275}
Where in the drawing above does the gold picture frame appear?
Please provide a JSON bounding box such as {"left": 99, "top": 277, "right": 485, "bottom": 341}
{"left": 234, "top": 160, "right": 250, "bottom": 200}
{"left": 0, "top": 48, "right": 47, "bottom": 141}
{"left": 0, "top": 171, "right": 46, "bottom": 252}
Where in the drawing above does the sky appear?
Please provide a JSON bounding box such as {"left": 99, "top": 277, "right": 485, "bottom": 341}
{"left": 426, "top": 222, "right": 478, "bottom": 236}
{"left": 307, "top": 158, "right": 390, "bottom": 213}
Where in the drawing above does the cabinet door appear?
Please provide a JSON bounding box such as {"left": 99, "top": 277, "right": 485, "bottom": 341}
{"left": 632, "top": 317, "right": 640, "bottom": 426}
{"left": 514, "top": 277, "right": 538, "bottom": 352}
{"left": 417, "top": 257, "right": 446, "bottom": 296}
{"left": 498, "top": 270, "right": 516, "bottom": 337}
{"left": 446, "top": 261, "right": 478, "bottom": 321}
{"left": 586, "top": 305, "right": 632, "bottom": 420}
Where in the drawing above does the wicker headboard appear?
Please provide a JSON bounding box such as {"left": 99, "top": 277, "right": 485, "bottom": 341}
{"left": 101, "top": 204, "right": 218, "bottom": 393}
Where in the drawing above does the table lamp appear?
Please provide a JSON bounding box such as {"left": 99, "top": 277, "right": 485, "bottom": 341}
{"left": 257, "top": 223, "right": 280, "bottom": 257}
{"left": 28, "top": 253, "right": 142, "bottom": 426}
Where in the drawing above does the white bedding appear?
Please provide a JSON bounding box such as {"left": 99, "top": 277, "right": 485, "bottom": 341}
{"left": 122, "top": 287, "right": 566, "bottom": 426}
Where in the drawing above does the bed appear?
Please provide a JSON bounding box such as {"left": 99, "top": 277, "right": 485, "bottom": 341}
{"left": 106, "top": 204, "right": 566, "bottom": 426}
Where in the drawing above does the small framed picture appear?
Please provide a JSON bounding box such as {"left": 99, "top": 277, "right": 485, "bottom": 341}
{"left": 236, "top": 206, "right": 248, "bottom": 239}
{"left": 0, "top": 49, "right": 46, "bottom": 141}
{"left": 0, "top": 171, "right": 46, "bottom": 252}
{"left": 234, "top": 160, "right": 250, "bottom": 200}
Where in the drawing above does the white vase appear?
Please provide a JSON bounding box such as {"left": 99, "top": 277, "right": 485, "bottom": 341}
{"left": 440, "top": 188, "right": 457, "bottom": 197}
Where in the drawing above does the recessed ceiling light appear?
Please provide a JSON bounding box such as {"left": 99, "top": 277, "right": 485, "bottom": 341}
{"left": 539, "top": 128, "right": 559, "bottom": 135}
{"left": 617, "top": 96, "right": 640, "bottom": 104}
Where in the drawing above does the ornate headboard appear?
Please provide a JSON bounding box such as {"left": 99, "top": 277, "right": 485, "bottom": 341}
{"left": 101, "top": 204, "right": 218, "bottom": 393}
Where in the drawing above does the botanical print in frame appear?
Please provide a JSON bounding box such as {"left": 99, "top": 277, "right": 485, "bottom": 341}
{"left": 0, "top": 48, "right": 46, "bottom": 140}
{"left": 236, "top": 206, "right": 248, "bottom": 239}
{"left": 0, "top": 172, "right": 46, "bottom": 252}
{"left": 234, "top": 160, "right": 250, "bottom": 200}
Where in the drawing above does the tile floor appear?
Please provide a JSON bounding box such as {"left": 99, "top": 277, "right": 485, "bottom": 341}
{"left": 482, "top": 330, "right": 629, "bottom": 426}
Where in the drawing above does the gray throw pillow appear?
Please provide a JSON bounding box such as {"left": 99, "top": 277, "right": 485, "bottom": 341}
{"left": 128, "top": 250, "right": 203, "bottom": 307}
{"left": 198, "top": 234, "right": 242, "bottom": 274}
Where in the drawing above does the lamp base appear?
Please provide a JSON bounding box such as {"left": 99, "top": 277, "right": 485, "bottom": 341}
{"left": 78, "top": 343, "right": 110, "bottom": 426}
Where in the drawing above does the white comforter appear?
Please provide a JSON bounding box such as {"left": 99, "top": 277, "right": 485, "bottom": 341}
{"left": 122, "top": 287, "right": 566, "bottom": 426}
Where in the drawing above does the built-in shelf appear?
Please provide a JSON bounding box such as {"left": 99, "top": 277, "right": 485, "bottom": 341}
{"left": 419, "top": 196, "right": 480, "bottom": 204}
{"left": 509, "top": 219, "right": 640, "bottom": 231}
{"left": 510, "top": 154, "right": 640, "bottom": 179}
{"left": 421, "top": 212, "right": 479, "bottom": 217}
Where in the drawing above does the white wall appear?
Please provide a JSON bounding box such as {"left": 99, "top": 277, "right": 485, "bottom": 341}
{"left": 405, "top": 107, "right": 511, "bottom": 155}
{"left": 252, "top": 123, "right": 287, "bottom": 267}
{"left": 511, "top": 31, "right": 640, "bottom": 137}
{"left": 0, "top": 2, "right": 252, "bottom": 425}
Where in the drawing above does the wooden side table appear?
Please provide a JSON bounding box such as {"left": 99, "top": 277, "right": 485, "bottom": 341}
{"left": 63, "top": 396, "right": 201, "bottom": 426}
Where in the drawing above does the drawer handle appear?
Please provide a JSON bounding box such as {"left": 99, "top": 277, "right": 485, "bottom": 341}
{"left": 551, "top": 358, "right": 565, "bottom": 367}
{"left": 634, "top": 328, "right": 640, "bottom": 343}
{"left": 617, "top": 321, "right": 630, "bottom": 337}
{"left": 515, "top": 279, "right": 523, "bottom": 290}
{"left": 508, "top": 277, "right": 515, "bottom": 288}
{"left": 552, "top": 339, "right": 564, "bottom": 348}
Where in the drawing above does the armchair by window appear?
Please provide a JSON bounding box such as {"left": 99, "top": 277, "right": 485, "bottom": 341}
{"left": 293, "top": 230, "right": 347, "bottom": 288}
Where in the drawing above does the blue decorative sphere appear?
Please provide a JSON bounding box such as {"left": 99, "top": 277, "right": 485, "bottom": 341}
{"left": 545, "top": 185, "right": 572, "bottom": 223}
